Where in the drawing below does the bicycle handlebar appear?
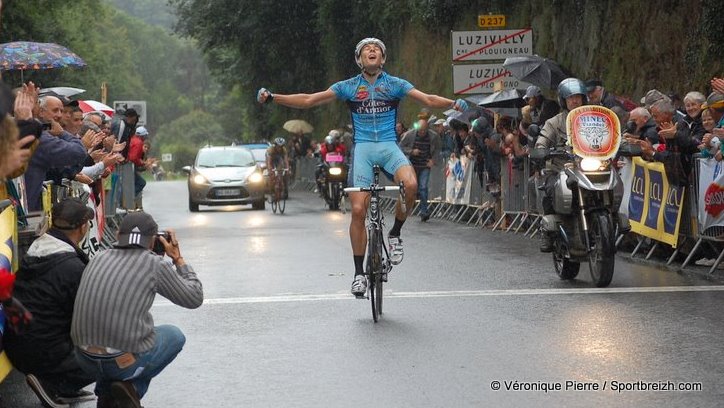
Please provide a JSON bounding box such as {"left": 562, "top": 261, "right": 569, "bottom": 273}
{"left": 344, "top": 185, "right": 400, "bottom": 193}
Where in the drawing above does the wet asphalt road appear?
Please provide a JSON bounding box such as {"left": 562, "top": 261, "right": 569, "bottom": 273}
{"left": 3, "top": 180, "right": 724, "bottom": 408}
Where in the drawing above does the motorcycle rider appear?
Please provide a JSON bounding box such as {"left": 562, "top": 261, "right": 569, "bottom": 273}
{"left": 534, "top": 78, "right": 588, "bottom": 252}
{"left": 266, "top": 137, "right": 290, "bottom": 198}
{"left": 315, "top": 133, "right": 347, "bottom": 194}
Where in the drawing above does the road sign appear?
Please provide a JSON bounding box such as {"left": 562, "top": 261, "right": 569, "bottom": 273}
{"left": 161, "top": 153, "right": 173, "bottom": 162}
{"left": 451, "top": 29, "right": 532, "bottom": 62}
{"left": 452, "top": 64, "right": 532, "bottom": 95}
{"left": 478, "top": 14, "right": 506, "bottom": 28}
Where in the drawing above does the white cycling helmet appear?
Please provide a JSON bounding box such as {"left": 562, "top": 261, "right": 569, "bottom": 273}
{"left": 354, "top": 38, "right": 386, "bottom": 68}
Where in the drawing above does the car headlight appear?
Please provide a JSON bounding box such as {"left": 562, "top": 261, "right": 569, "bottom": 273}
{"left": 248, "top": 172, "right": 263, "bottom": 183}
{"left": 580, "top": 158, "right": 605, "bottom": 172}
{"left": 192, "top": 174, "right": 210, "bottom": 185}
{"left": 329, "top": 167, "right": 342, "bottom": 176}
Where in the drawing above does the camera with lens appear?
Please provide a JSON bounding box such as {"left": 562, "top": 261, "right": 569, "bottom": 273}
{"left": 624, "top": 120, "right": 637, "bottom": 135}
{"left": 152, "top": 230, "right": 171, "bottom": 255}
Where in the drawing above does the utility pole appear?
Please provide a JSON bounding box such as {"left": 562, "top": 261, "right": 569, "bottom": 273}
{"left": 100, "top": 82, "right": 108, "bottom": 105}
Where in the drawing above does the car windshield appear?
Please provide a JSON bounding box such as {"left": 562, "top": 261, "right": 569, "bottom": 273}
{"left": 250, "top": 149, "right": 267, "bottom": 163}
{"left": 196, "top": 148, "right": 256, "bottom": 168}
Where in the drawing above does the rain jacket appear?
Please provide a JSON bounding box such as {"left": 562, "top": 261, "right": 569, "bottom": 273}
{"left": 3, "top": 229, "right": 88, "bottom": 373}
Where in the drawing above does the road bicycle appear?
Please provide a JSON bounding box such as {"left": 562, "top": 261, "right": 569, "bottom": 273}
{"left": 270, "top": 167, "right": 288, "bottom": 214}
{"left": 345, "top": 165, "right": 405, "bottom": 322}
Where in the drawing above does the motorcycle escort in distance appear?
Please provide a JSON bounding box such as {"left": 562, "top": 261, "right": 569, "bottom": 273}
{"left": 318, "top": 152, "right": 348, "bottom": 211}
{"left": 529, "top": 106, "right": 642, "bottom": 287}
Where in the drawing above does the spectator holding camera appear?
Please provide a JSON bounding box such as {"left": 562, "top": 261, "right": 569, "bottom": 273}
{"left": 71, "top": 211, "right": 203, "bottom": 408}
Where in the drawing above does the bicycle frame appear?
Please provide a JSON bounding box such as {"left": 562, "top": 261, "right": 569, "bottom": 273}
{"left": 344, "top": 165, "right": 405, "bottom": 322}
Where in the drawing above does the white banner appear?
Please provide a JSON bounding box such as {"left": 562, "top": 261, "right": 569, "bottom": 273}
{"left": 452, "top": 64, "right": 532, "bottom": 95}
{"left": 451, "top": 29, "right": 533, "bottom": 62}
{"left": 445, "top": 156, "right": 474, "bottom": 204}
{"left": 697, "top": 158, "right": 724, "bottom": 230}
{"left": 79, "top": 188, "right": 103, "bottom": 258}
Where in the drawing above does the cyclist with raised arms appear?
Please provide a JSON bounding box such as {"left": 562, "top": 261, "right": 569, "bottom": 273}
{"left": 257, "top": 38, "right": 468, "bottom": 297}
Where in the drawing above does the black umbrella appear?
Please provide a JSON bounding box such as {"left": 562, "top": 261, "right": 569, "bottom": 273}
{"left": 503, "top": 55, "right": 570, "bottom": 90}
{"left": 478, "top": 89, "right": 526, "bottom": 109}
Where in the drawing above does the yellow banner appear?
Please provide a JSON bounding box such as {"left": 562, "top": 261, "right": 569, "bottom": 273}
{"left": 0, "top": 203, "right": 16, "bottom": 273}
{"left": 627, "top": 157, "right": 685, "bottom": 247}
{"left": 0, "top": 202, "right": 17, "bottom": 382}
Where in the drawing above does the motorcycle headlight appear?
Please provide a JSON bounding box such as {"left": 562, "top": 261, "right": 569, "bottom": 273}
{"left": 329, "top": 167, "right": 343, "bottom": 176}
{"left": 580, "top": 158, "right": 604, "bottom": 172}
{"left": 248, "top": 172, "right": 263, "bottom": 183}
{"left": 192, "top": 173, "right": 210, "bottom": 185}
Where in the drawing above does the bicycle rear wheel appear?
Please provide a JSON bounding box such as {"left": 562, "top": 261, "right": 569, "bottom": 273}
{"left": 367, "top": 229, "right": 383, "bottom": 321}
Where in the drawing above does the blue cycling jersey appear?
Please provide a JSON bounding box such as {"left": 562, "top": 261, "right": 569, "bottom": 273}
{"left": 331, "top": 71, "right": 414, "bottom": 143}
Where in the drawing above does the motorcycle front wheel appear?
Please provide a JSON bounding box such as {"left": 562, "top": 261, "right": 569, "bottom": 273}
{"left": 588, "top": 210, "right": 616, "bottom": 287}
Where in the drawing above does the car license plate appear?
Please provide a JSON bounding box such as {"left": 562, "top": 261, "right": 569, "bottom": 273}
{"left": 216, "top": 188, "right": 239, "bottom": 197}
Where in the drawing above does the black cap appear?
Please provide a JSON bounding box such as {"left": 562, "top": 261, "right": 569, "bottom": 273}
{"left": 585, "top": 79, "right": 603, "bottom": 92}
{"left": 116, "top": 211, "right": 158, "bottom": 248}
{"left": 472, "top": 117, "right": 493, "bottom": 137}
{"left": 52, "top": 198, "right": 94, "bottom": 230}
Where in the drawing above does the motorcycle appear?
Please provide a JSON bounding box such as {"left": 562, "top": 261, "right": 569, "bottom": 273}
{"left": 318, "top": 152, "right": 348, "bottom": 211}
{"left": 529, "top": 106, "right": 642, "bottom": 287}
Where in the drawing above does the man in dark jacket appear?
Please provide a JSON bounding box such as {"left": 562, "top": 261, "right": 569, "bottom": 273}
{"left": 624, "top": 107, "right": 660, "bottom": 145}
{"left": 4, "top": 198, "right": 97, "bottom": 408}
{"left": 110, "top": 108, "right": 138, "bottom": 159}
{"left": 400, "top": 119, "right": 440, "bottom": 221}
{"left": 586, "top": 79, "right": 624, "bottom": 110}
{"left": 25, "top": 96, "right": 88, "bottom": 211}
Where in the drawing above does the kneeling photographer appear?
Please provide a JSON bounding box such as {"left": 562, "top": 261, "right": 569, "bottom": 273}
{"left": 71, "top": 211, "right": 204, "bottom": 408}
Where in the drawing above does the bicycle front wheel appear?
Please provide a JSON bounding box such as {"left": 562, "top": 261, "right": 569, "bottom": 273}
{"left": 368, "top": 229, "right": 384, "bottom": 321}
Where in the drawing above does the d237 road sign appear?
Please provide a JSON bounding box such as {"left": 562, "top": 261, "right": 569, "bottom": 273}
{"left": 451, "top": 29, "right": 532, "bottom": 62}
{"left": 452, "top": 64, "right": 532, "bottom": 95}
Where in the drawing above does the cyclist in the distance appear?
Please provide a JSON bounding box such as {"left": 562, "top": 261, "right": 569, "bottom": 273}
{"left": 266, "top": 137, "right": 290, "bottom": 198}
{"left": 257, "top": 38, "right": 468, "bottom": 297}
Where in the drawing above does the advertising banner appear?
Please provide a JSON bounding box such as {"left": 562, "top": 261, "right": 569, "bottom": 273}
{"left": 628, "top": 157, "right": 685, "bottom": 247}
{"left": 445, "top": 156, "right": 474, "bottom": 204}
{"left": 697, "top": 158, "right": 724, "bottom": 230}
{"left": 0, "top": 202, "right": 17, "bottom": 382}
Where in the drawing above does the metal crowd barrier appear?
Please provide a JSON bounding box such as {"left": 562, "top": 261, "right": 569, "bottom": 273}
{"left": 293, "top": 152, "right": 724, "bottom": 276}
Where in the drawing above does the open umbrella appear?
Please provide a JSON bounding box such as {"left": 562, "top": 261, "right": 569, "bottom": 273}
{"left": 78, "top": 100, "right": 114, "bottom": 117}
{"left": 503, "top": 55, "right": 569, "bottom": 90}
{"left": 0, "top": 41, "right": 86, "bottom": 82}
{"left": 478, "top": 89, "right": 526, "bottom": 109}
{"left": 283, "top": 119, "right": 313, "bottom": 134}
{"left": 40, "top": 87, "right": 85, "bottom": 98}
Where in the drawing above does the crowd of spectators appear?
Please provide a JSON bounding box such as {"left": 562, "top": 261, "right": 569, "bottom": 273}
{"left": 0, "top": 79, "right": 175, "bottom": 407}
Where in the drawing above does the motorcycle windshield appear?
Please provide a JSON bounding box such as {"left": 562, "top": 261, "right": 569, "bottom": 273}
{"left": 566, "top": 106, "right": 621, "bottom": 160}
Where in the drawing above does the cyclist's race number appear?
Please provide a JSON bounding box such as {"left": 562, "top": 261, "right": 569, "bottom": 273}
{"left": 477, "top": 14, "right": 506, "bottom": 28}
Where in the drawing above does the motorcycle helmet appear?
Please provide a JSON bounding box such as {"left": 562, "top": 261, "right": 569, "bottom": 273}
{"left": 273, "top": 137, "right": 286, "bottom": 146}
{"left": 324, "top": 135, "right": 335, "bottom": 146}
{"left": 354, "top": 38, "right": 386, "bottom": 68}
{"left": 557, "top": 78, "right": 588, "bottom": 110}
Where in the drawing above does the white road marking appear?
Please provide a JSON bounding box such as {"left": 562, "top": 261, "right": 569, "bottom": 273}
{"left": 153, "top": 285, "right": 724, "bottom": 307}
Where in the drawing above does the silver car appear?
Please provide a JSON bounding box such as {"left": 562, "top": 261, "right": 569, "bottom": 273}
{"left": 183, "top": 146, "right": 265, "bottom": 212}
